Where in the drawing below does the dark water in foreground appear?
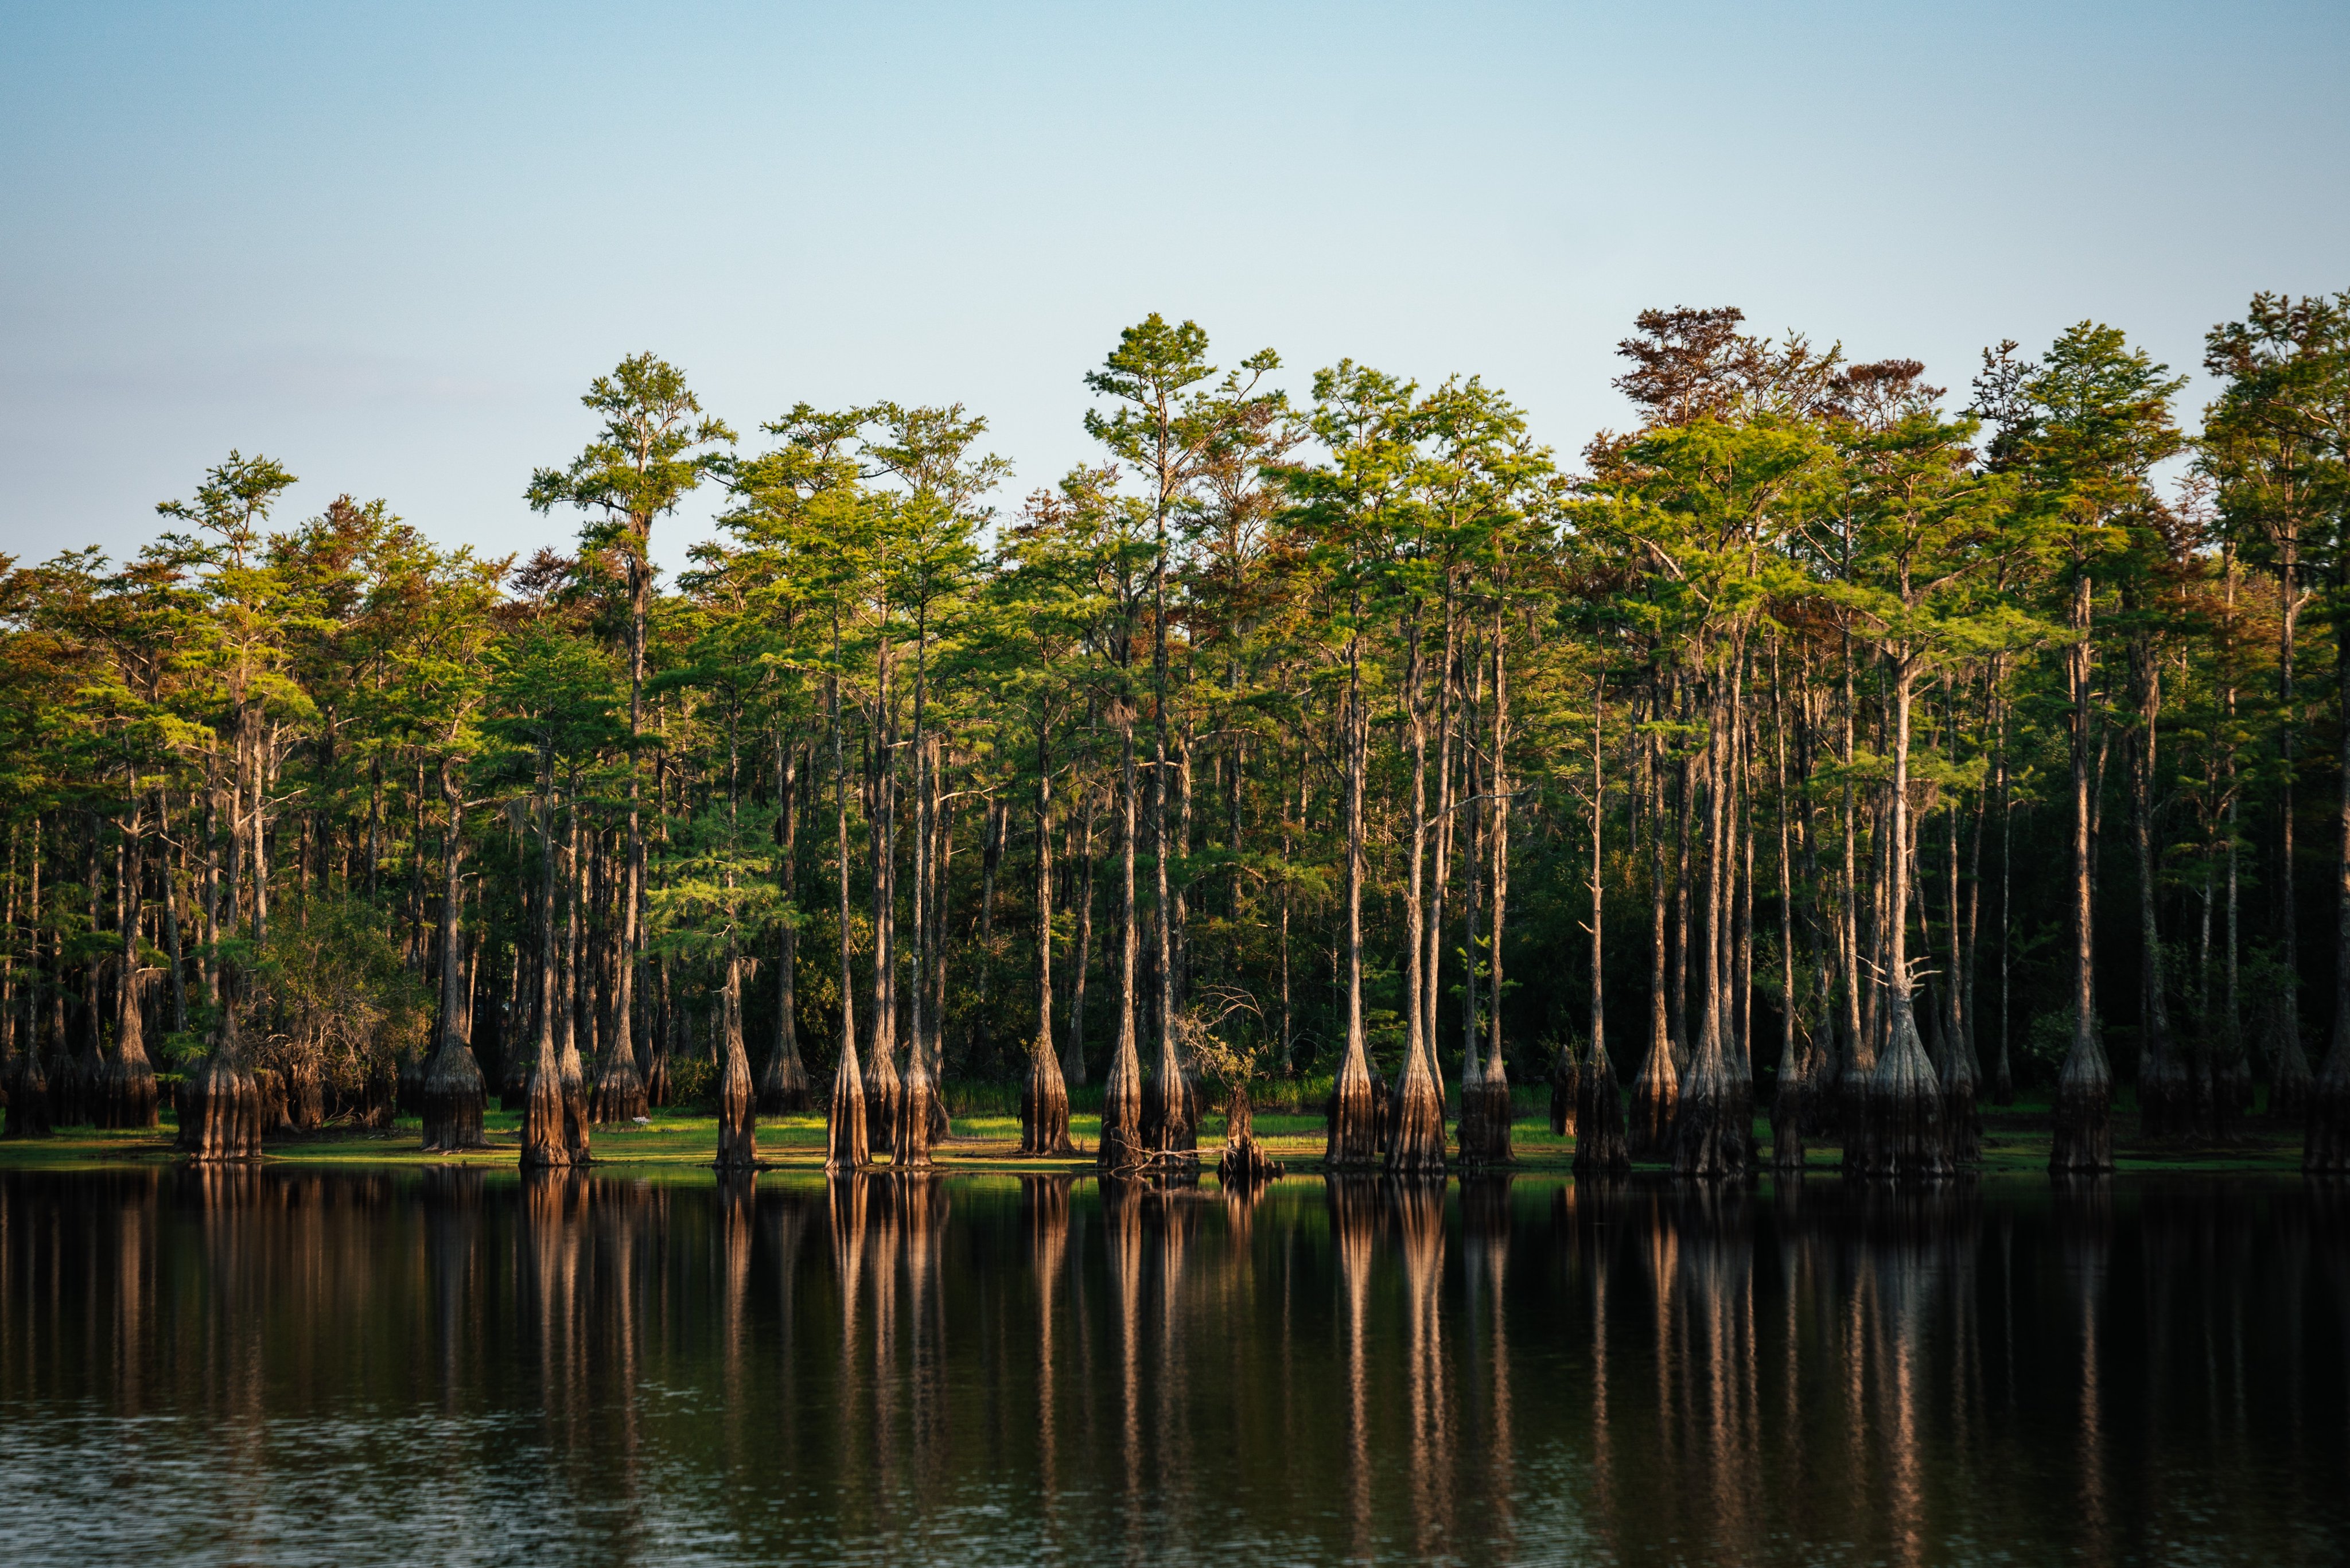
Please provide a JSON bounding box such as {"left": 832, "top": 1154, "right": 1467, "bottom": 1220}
{"left": 2, "top": 1170, "right": 2347, "bottom": 1566}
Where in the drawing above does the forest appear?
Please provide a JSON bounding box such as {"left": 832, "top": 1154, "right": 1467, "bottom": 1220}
{"left": 4, "top": 299, "right": 2347, "bottom": 1180}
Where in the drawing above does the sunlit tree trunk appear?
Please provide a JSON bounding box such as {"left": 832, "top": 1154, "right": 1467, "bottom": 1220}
{"left": 421, "top": 758, "right": 487, "bottom": 1151}
{"left": 2052, "top": 567, "right": 2114, "bottom": 1172}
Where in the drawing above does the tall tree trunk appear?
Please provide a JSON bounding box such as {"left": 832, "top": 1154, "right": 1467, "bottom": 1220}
{"left": 2052, "top": 567, "right": 2114, "bottom": 1172}
{"left": 522, "top": 747, "right": 570, "bottom": 1168}
{"left": 555, "top": 783, "right": 592, "bottom": 1162}
{"left": 1143, "top": 565, "right": 1195, "bottom": 1159}
{"left": 1064, "top": 783, "right": 1095, "bottom": 1088}
{"left": 1847, "top": 662, "right": 1950, "bottom": 1178}
{"left": 1324, "top": 605, "right": 1379, "bottom": 1168}
{"left": 98, "top": 764, "right": 158, "bottom": 1130}
{"left": 421, "top": 758, "right": 487, "bottom": 1150}
{"left": 1769, "top": 646, "right": 1812, "bottom": 1170}
{"left": 825, "top": 664, "right": 870, "bottom": 1172}
{"left": 1098, "top": 691, "right": 1147, "bottom": 1170}
{"left": 864, "top": 645, "right": 903, "bottom": 1151}
{"left": 1388, "top": 600, "right": 1447, "bottom": 1176}
{"left": 1024, "top": 713, "right": 1074, "bottom": 1155}
{"left": 1673, "top": 649, "right": 1752, "bottom": 1178}
{"left": 1629, "top": 677, "right": 1680, "bottom": 1158}
{"left": 181, "top": 714, "right": 262, "bottom": 1162}
{"left": 1577, "top": 668, "right": 1629, "bottom": 1173}
{"left": 760, "top": 737, "right": 812, "bottom": 1114}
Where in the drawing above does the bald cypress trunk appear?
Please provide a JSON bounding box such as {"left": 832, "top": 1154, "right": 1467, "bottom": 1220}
{"left": 1629, "top": 687, "right": 1679, "bottom": 1160}
{"left": 760, "top": 738, "right": 812, "bottom": 1114}
{"left": 182, "top": 710, "right": 263, "bottom": 1162}
{"left": 1769, "top": 651, "right": 1812, "bottom": 1172}
{"left": 97, "top": 769, "right": 158, "bottom": 1130}
{"left": 1672, "top": 656, "right": 1751, "bottom": 1178}
{"left": 825, "top": 668, "right": 871, "bottom": 1173}
{"left": 1387, "top": 599, "right": 1446, "bottom": 1176}
{"left": 421, "top": 761, "right": 487, "bottom": 1151}
{"left": 1576, "top": 673, "right": 1629, "bottom": 1175}
{"left": 1324, "top": 608, "right": 1378, "bottom": 1169}
{"left": 1098, "top": 695, "right": 1147, "bottom": 1172}
{"left": 1847, "top": 663, "right": 1950, "bottom": 1179}
{"left": 2052, "top": 569, "right": 2114, "bottom": 1173}
{"left": 522, "top": 750, "right": 571, "bottom": 1169}
{"left": 1022, "top": 718, "right": 1074, "bottom": 1156}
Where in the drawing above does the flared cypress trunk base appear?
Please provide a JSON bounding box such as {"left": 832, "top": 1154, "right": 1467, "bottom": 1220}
{"left": 1456, "top": 1076, "right": 1488, "bottom": 1162}
{"left": 894, "top": 1068, "right": 936, "bottom": 1169}
{"left": 179, "top": 1055, "right": 264, "bottom": 1162}
{"left": 1020, "top": 1040, "right": 1075, "bottom": 1155}
{"left": 1628, "top": 1046, "right": 1680, "bottom": 1162}
{"left": 757, "top": 1049, "right": 814, "bottom": 1116}
{"left": 1142, "top": 1056, "right": 1197, "bottom": 1157}
{"left": 1573, "top": 1042, "right": 1630, "bottom": 1173}
{"left": 1323, "top": 1054, "right": 1379, "bottom": 1168}
{"left": 825, "top": 1048, "right": 871, "bottom": 1172}
{"left": 590, "top": 1050, "right": 649, "bottom": 1125}
{"left": 643, "top": 1046, "right": 672, "bottom": 1108}
{"left": 1847, "top": 1010, "right": 1951, "bottom": 1180}
{"left": 520, "top": 1069, "right": 571, "bottom": 1169}
{"left": 1384, "top": 1063, "right": 1448, "bottom": 1175}
{"left": 715, "top": 1065, "right": 757, "bottom": 1170}
{"left": 1460, "top": 1076, "right": 1513, "bottom": 1166}
{"left": 421, "top": 1045, "right": 489, "bottom": 1151}
{"left": 1670, "top": 1059, "right": 1749, "bottom": 1178}
{"left": 95, "top": 1057, "right": 159, "bottom": 1130}
{"left": 2049, "top": 1066, "right": 2114, "bottom": 1173}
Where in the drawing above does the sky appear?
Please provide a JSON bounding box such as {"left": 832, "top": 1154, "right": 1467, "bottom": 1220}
{"left": 4, "top": 1, "right": 2346, "bottom": 576}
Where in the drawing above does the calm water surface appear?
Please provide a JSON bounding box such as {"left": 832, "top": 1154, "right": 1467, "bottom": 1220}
{"left": 2, "top": 1167, "right": 2345, "bottom": 1566}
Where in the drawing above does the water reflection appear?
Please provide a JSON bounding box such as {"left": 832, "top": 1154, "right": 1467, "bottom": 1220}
{"left": 1, "top": 1169, "right": 2346, "bottom": 1565}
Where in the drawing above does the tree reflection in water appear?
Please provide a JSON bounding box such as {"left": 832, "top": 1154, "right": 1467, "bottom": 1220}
{"left": 0, "top": 1169, "right": 2346, "bottom": 1565}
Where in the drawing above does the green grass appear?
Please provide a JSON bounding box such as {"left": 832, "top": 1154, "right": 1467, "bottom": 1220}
{"left": 0, "top": 1091, "right": 2308, "bottom": 1174}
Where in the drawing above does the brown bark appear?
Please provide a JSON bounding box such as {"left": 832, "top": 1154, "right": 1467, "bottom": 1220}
{"left": 825, "top": 669, "right": 871, "bottom": 1173}
{"left": 1022, "top": 718, "right": 1075, "bottom": 1156}
{"left": 1846, "top": 667, "right": 1950, "bottom": 1179}
{"left": 1098, "top": 697, "right": 1147, "bottom": 1171}
{"left": 96, "top": 772, "right": 158, "bottom": 1130}
{"left": 715, "top": 951, "right": 757, "bottom": 1169}
{"left": 2052, "top": 569, "right": 2114, "bottom": 1173}
{"left": 758, "top": 740, "right": 813, "bottom": 1115}
{"left": 521, "top": 750, "right": 572, "bottom": 1169}
{"left": 422, "top": 761, "right": 487, "bottom": 1151}
{"left": 1629, "top": 688, "right": 1679, "bottom": 1159}
{"left": 1672, "top": 656, "right": 1752, "bottom": 1178}
{"left": 1324, "top": 609, "right": 1378, "bottom": 1168}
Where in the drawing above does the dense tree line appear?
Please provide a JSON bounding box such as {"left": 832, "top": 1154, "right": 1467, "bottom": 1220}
{"left": 4, "top": 299, "right": 2348, "bottom": 1176}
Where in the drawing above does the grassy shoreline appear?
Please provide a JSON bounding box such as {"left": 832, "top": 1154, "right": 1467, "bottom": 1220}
{"left": 0, "top": 1095, "right": 2306, "bottom": 1176}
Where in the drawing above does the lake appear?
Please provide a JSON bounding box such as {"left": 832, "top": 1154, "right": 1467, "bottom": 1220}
{"left": 1, "top": 1167, "right": 2344, "bottom": 1565}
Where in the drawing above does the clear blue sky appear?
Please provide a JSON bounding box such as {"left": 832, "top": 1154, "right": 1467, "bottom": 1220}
{"left": 5, "top": 1, "right": 2345, "bottom": 573}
